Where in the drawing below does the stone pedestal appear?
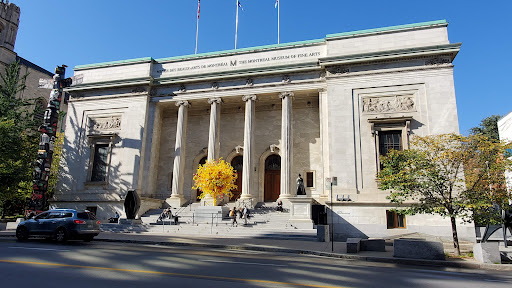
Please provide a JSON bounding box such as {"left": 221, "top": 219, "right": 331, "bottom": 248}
{"left": 474, "top": 242, "right": 501, "bottom": 264}
{"left": 193, "top": 206, "right": 229, "bottom": 224}
{"left": 166, "top": 195, "right": 187, "bottom": 208}
{"left": 287, "top": 196, "right": 314, "bottom": 229}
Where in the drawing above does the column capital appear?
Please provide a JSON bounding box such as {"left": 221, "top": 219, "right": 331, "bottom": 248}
{"left": 242, "top": 94, "right": 257, "bottom": 102}
{"left": 208, "top": 97, "right": 223, "bottom": 105}
{"left": 318, "top": 88, "right": 326, "bottom": 93}
{"left": 279, "top": 91, "right": 294, "bottom": 99}
{"left": 175, "top": 100, "right": 190, "bottom": 107}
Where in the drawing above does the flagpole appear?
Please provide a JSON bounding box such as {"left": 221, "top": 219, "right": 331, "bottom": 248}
{"left": 277, "top": 0, "right": 280, "bottom": 44}
{"left": 195, "top": 0, "right": 200, "bottom": 54}
{"left": 235, "top": 0, "right": 239, "bottom": 49}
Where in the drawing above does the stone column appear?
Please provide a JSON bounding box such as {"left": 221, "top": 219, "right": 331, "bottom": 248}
{"left": 318, "top": 88, "right": 330, "bottom": 202}
{"left": 167, "top": 100, "right": 189, "bottom": 207}
{"left": 207, "top": 98, "right": 222, "bottom": 161}
{"left": 279, "top": 91, "right": 294, "bottom": 198}
{"left": 241, "top": 95, "right": 257, "bottom": 201}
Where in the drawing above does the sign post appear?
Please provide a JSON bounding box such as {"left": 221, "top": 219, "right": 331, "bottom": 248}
{"left": 326, "top": 177, "right": 338, "bottom": 252}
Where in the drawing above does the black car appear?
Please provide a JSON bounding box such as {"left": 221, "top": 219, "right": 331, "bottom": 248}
{"left": 16, "top": 209, "right": 101, "bottom": 242}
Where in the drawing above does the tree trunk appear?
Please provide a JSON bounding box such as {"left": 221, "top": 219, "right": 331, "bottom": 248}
{"left": 450, "top": 216, "right": 460, "bottom": 256}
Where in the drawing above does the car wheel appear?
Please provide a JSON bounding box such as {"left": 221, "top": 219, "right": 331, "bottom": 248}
{"left": 16, "top": 226, "right": 28, "bottom": 241}
{"left": 83, "top": 235, "right": 94, "bottom": 242}
{"left": 54, "top": 228, "right": 68, "bottom": 243}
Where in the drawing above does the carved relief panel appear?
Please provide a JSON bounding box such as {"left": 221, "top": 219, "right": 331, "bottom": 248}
{"left": 362, "top": 95, "right": 415, "bottom": 114}
{"left": 89, "top": 115, "right": 122, "bottom": 134}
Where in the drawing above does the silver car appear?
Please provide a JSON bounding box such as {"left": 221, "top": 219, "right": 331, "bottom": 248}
{"left": 16, "top": 209, "right": 101, "bottom": 242}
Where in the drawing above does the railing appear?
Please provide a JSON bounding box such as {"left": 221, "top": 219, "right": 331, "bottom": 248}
{"left": 158, "top": 212, "right": 225, "bottom": 234}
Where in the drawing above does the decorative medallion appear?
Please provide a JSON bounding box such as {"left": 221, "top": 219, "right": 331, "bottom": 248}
{"left": 282, "top": 75, "right": 291, "bottom": 83}
{"left": 179, "top": 84, "right": 187, "bottom": 93}
{"left": 131, "top": 87, "right": 146, "bottom": 94}
{"left": 425, "top": 58, "right": 451, "bottom": 66}
{"left": 211, "top": 82, "right": 219, "bottom": 90}
{"left": 246, "top": 78, "right": 254, "bottom": 86}
{"left": 327, "top": 66, "right": 349, "bottom": 75}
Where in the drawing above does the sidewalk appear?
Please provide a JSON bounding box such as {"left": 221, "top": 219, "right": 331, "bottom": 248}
{"left": 1, "top": 230, "right": 511, "bottom": 271}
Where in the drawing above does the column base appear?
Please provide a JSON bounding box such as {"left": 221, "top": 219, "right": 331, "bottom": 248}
{"left": 165, "top": 195, "right": 187, "bottom": 207}
{"left": 238, "top": 194, "right": 254, "bottom": 208}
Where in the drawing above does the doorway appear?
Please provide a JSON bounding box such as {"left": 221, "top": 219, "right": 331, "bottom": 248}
{"left": 264, "top": 154, "right": 281, "bottom": 202}
{"left": 230, "top": 156, "right": 243, "bottom": 201}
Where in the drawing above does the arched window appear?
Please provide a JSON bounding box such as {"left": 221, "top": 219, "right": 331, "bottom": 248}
{"left": 33, "top": 99, "right": 46, "bottom": 124}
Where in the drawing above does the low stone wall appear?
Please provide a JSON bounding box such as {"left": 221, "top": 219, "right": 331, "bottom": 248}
{"left": 393, "top": 239, "right": 445, "bottom": 260}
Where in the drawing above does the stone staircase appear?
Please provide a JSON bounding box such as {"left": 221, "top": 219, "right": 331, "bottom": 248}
{"left": 101, "top": 202, "right": 317, "bottom": 240}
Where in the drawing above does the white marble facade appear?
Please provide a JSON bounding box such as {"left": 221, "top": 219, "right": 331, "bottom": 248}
{"left": 53, "top": 20, "right": 476, "bottom": 240}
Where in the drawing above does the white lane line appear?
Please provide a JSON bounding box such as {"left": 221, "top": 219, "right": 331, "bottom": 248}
{"left": 8, "top": 247, "right": 70, "bottom": 252}
{"left": 202, "top": 259, "right": 286, "bottom": 267}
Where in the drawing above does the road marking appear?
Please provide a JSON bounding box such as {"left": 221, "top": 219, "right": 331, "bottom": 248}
{"left": 8, "top": 247, "right": 70, "bottom": 252}
{"left": 201, "top": 259, "right": 287, "bottom": 267}
{"left": 0, "top": 259, "right": 346, "bottom": 288}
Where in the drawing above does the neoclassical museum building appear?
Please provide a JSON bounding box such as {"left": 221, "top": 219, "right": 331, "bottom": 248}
{"left": 54, "top": 20, "right": 476, "bottom": 240}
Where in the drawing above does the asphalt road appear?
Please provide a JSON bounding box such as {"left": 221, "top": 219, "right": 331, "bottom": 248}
{"left": 0, "top": 238, "right": 511, "bottom": 288}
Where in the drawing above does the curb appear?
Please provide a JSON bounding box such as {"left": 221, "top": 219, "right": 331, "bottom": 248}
{"left": 92, "top": 238, "right": 512, "bottom": 271}
{"left": 1, "top": 232, "right": 511, "bottom": 271}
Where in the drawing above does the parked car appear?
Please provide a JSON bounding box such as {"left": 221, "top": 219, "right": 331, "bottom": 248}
{"left": 16, "top": 209, "right": 100, "bottom": 242}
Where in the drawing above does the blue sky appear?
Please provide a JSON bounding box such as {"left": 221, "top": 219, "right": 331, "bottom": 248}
{"left": 13, "top": 0, "right": 512, "bottom": 134}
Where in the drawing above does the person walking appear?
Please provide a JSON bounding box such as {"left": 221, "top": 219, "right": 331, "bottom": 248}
{"left": 243, "top": 206, "right": 248, "bottom": 225}
{"left": 229, "top": 207, "right": 237, "bottom": 227}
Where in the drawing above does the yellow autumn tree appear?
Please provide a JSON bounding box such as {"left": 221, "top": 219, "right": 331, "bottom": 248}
{"left": 192, "top": 158, "right": 238, "bottom": 206}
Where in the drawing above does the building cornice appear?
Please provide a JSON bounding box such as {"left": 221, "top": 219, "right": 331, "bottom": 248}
{"left": 319, "top": 43, "right": 461, "bottom": 67}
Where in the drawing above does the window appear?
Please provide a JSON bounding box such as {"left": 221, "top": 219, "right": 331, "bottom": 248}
{"left": 379, "top": 131, "right": 402, "bottom": 156}
{"left": 86, "top": 206, "right": 98, "bottom": 216}
{"left": 368, "top": 117, "right": 411, "bottom": 171}
{"left": 386, "top": 210, "right": 406, "bottom": 229}
{"left": 87, "top": 134, "right": 115, "bottom": 184}
{"left": 33, "top": 99, "right": 46, "bottom": 124}
{"left": 35, "top": 212, "right": 50, "bottom": 220}
{"left": 91, "top": 144, "right": 109, "bottom": 182}
{"left": 305, "top": 171, "right": 315, "bottom": 188}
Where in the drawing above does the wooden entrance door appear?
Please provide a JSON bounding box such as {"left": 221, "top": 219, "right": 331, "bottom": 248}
{"left": 230, "top": 156, "right": 243, "bottom": 201}
{"left": 264, "top": 154, "right": 281, "bottom": 202}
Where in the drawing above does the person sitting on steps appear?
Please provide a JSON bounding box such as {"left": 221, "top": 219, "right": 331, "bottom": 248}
{"left": 276, "top": 200, "right": 283, "bottom": 212}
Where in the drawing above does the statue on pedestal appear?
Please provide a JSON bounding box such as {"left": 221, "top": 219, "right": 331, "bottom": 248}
{"left": 296, "top": 174, "right": 306, "bottom": 195}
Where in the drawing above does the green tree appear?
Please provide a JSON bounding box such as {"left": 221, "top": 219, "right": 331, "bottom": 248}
{"left": 377, "top": 134, "right": 512, "bottom": 256}
{"left": 470, "top": 115, "right": 502, "bottom": 141}
{"left": 0, "top": 61, "right": 38, "bottom": 218}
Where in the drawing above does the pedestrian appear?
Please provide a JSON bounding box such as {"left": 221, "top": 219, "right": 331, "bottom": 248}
{"left": 243, "top": 206, "right": 248, "bottom": 225}
{"left": 276, "top": 200, "right": 283, "bottom": 212}
{"left": 238, "top": 208, "right": 243, "bottom": 219}
{"left": 229, "top": 207, "right": 237, "bottom": 227}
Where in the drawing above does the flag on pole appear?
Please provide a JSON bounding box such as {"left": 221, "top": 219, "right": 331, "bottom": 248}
{"left": 197, "top": 0, "right": 201, "bottom": 19}
{"left": 275, "top": 0, "right": 280, "bottom": 44}
{"left": 235, "top": 0, "right": 242, "bottom": 49}
{"left": 195, "top": 0, "right": 200, "bottom": 54}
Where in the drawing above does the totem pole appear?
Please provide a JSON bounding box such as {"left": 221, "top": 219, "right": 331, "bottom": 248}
{"left": 27, "top": 65, "right": 67, "bottom": 215}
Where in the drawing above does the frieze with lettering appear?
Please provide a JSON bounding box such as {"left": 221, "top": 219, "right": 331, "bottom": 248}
{"left": 154, "top": 49, "right": 323, "bottom": 77}
{"left": 362, "top": 95, "right": 415, "bottom": 113}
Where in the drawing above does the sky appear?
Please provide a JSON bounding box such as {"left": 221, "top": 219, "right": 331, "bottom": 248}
{"left": 12, "top": 0, "right": 512, "bottom": 135}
